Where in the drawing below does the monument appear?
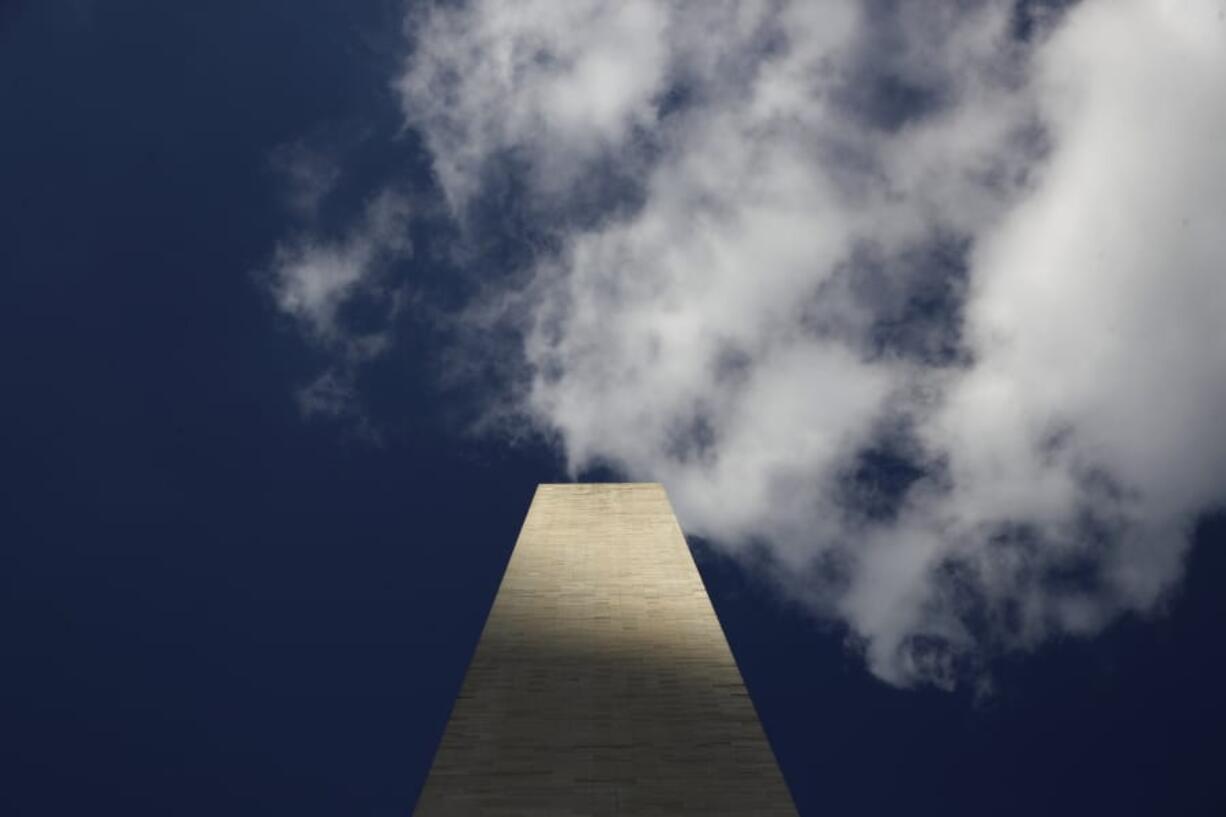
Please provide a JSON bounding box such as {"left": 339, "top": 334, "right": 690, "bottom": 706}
{"left": 414, "top": 483, "right": 798, "bottom": 815}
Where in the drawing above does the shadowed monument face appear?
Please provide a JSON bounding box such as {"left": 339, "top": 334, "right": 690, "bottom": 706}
{"left": 414, "top": 483, "right": 798, "bottom": 816}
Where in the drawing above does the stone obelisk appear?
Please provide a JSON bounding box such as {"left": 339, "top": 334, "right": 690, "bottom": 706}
{"left": 414, "top": 483, "right": 797, "bottom": 816}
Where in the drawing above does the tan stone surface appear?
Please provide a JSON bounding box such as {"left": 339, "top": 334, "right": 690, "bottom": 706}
{"left": 414, "top": 483, "right": 798, "bottom": 816}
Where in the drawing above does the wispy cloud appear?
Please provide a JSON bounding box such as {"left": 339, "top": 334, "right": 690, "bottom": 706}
{"left": 274, "top": 0, "right": 1226, "bottom": 687}
{"left": 268, "top": 188, "right": 411, "bottom": 422}
{"left": 269, "top": 140, "right": 343, "bottom": 221}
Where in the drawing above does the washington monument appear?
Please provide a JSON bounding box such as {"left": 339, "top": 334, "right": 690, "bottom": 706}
{"left": 415, "top": 483, "right": 797, "bottom": 815}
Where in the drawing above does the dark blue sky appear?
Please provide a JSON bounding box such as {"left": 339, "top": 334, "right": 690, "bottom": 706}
{"left": 3, "top": 2, "right": 1224, "bottom": 815}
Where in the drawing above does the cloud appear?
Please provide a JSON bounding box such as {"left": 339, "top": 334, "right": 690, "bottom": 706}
{"left": 268, "top": 189, "right": 412, "bottom": 420}
{"left": 273, "top": 0, "right": 1226, "bottom": 686}
{"left": 399, "top": 0, "right": 676, "bottom": 212}
{"left": 269, "top": 140, "right": 343, "bottom": 220}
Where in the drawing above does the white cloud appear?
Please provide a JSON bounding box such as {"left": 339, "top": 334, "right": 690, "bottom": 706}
{"left": 399, "top": 0, "right": 676, "bottom": 211}
{"left": 388, "top": 0, "right": 1226, "bottom": 686}
{"left": 268, "top": 190, "right": 411, "bottom": 421}
{"left": 270, "top": 190, "right": 410, "bottom": 346}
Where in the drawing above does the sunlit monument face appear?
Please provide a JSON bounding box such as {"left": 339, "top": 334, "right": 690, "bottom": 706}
{"left": 414, "top": 483, "right": 797, "bottom": 815}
